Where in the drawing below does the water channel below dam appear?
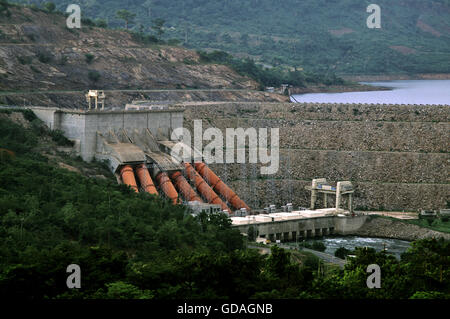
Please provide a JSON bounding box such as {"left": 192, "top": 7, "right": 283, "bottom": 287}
{"left": 285, "top": 236, "right": 412, "bottom": 259}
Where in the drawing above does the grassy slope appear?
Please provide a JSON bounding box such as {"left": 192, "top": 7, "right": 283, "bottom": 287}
{"left": 403, "top": 218, "right": 450, "bottom": 233}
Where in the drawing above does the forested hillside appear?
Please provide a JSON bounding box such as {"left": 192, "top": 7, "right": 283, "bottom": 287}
{"left": 14, "top": 0, "right": 450, "bottom": 75}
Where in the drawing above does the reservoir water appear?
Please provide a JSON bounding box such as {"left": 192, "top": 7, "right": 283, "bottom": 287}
{"left": 290, "top": 80, "right": 450, "bottom": 105}
{"left": 291, "top": 236, "right": 412, "bottom": 259}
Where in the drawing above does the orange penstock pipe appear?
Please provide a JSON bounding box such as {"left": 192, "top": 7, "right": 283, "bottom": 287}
{"left": 194, "top": 162, "right": 250, "bottom": 211}
{"left": 120, "top": 165, "right": 139, "bottom": 193}
{"left": 171, "top": 171, "right": 203, "bottom": 203}
{"left": 184, "top": 163, "right": 230, "bottom": 212}
{"left": 135, "top": 164, "right": 158, "bottom": 195}
{"left": 156, "top": 171, "right": 179, "bottom": 204}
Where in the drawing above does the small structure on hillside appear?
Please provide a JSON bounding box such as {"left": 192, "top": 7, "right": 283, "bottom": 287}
{"left": 419, "top": 210, "right": 437, "bottom": 219}
{"left": 440, "top": 209, "right": 450, "bottom": 218}
{"left": 85, "top": 90, "right": 105, "bottom": 110}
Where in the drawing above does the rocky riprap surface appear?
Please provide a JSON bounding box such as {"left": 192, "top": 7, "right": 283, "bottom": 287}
{"left": 182, "top": 102, "right": 449, "bottom": 211}
{"left": 350, "top": 216, "right": 450, "bottom": 241}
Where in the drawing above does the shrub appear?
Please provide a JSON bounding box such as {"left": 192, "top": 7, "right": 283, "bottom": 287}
{"left": 18, "top": 56, "right": 33, "bottom": 65}
{"left": 96, "top": 19, "right": 108, "bottom": 28}
{"left": 43, "top": 2, "right": 56, "bottom": 13}
{"left": 167, "top": 38, "right": 181, "bottom": 46}
{"left": 81, "top": 17, "right": 96, "bottom": 27}
{"left": 311, "top": 241, "right": 326, "bottom": 252}
{"left": 85, "top": 53, "right": 95, "bottom": 64}
{"left": 30, "top": 65, "right": 41, "bottom": 73}
{"left": 26, "top": 34, "right": 36, "bottom": 42}
{"left": 334, "top": 247, "right": 351, "bottom": 259}
{"left": 247, "top": 226, "right": 258, "bottom": 242}
{"left": 131, "top": 31, "right": 158, "bottom": 45}
{"left": 58, "top": 55, "right": 68, "bottom": 65}
{"left": 48, "top": 129, "right": 74, "bottom": 146}
{"left": 183, "top": 58, "right": 197, "bottom": 65}
{"left": 36, "top": 52, "right": 52, "bottom": 63}
{"left": 88, "top": 70, "right": 101, "bottom": 82}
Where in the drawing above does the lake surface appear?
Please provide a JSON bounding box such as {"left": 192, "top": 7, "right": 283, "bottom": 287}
{"left": 291, "top": 236, "right": 412, "bottom": 259}
{"left": 291, "top": 80, "right": 450, "bottom": 105}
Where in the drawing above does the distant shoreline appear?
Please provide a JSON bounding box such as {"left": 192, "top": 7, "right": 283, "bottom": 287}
{"left": 290, "top": 83, "right": 391, "bottom": 95}
{"left": 340, "top": 73, "right": 450, "bottom": 82}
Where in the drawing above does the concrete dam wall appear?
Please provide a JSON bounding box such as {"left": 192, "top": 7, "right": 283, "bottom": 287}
{"left": 182, "top": 102, "right": 450, "bottom": 211}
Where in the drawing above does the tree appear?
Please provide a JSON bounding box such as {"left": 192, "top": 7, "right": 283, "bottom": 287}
{"left": 151, "top": 18, "right": 165, "bottom": 41}
{"left": 247, "top": 226, "right": 258, "bottom": 241}
{"left": 95, "top": 19, "right": 108, "bottom": 28}
{"left": 88, "top": 70, "right": 101, "bottom": 82}
{"left": 43, "top": 2, "right": 56, "bottom": 13}
{"left": 335, "top": 247, "right": 351, "bottom": 259}
{"left": 311, "top": 241, "right": 326, "bottom": 252}
{"left": 240, "top": 33, "right": 249, "bottom": 46}
{"left": 104, "top": 281, "right": 154, "bottom": 299}
{"left": 116, "top": 9, "right": 136, "bottom": 30}
{"left": 85, "top": 53, "right": 94, "bottom": 64}
{"left": 0, "top": 0, "right": 10, "bottom": 15}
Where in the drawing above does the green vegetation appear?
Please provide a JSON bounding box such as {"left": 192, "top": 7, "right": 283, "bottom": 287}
{"left": 335, "top": 247, "right": 352, "bottom": 259}
{"left": 43, "top": 1, "right": 55, "bottom": 12}
{"left": 375, "top": 215, "right": 450, "bottom": 234}
{"left": 88, "top": 70, "right": 101, "bottom": 82}
{"left": 17, "top": 56, "right": 32, "bottom": 65}
{"left": 17, "top": 0, "right": 450, "bottom": 75}
{"left": 0, "top": 0, "right": 11, "bottom": 17}
{"left": 36, "top": 51, "right": 52, "bottom": 64}
{"left": 198, "top": 50, "right": 345, "bottom": 88}
{"left": 115, "top": 9, "right": 136, "bottom": 30}
{"left": 151, "top": 18, "right": 165, "bottom": 41}
{"left": 297, "top": 240, "right": 327, "bottom": 252}
{"left": 84, "top": 53, "right": 94, "bottom": 64}
{"left": 0, "top": 113, "right": 449, "bottom": 299}
{"left": 30, "top": 65, "right": 40, "bottom": 73}
{"left": 405, "top": 218, "right": 450, "bottom": 234}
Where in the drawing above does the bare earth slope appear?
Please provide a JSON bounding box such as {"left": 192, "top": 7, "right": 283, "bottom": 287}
{"left": 0, "top": 7, "right": 257, "bottom": 92}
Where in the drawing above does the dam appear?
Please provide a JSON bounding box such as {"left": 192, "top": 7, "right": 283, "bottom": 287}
{"left": 27, "top": 92, "right": 449, "bottom": 236}
{"left": 181, "top": 101, "right": 449, "bottom": 212}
